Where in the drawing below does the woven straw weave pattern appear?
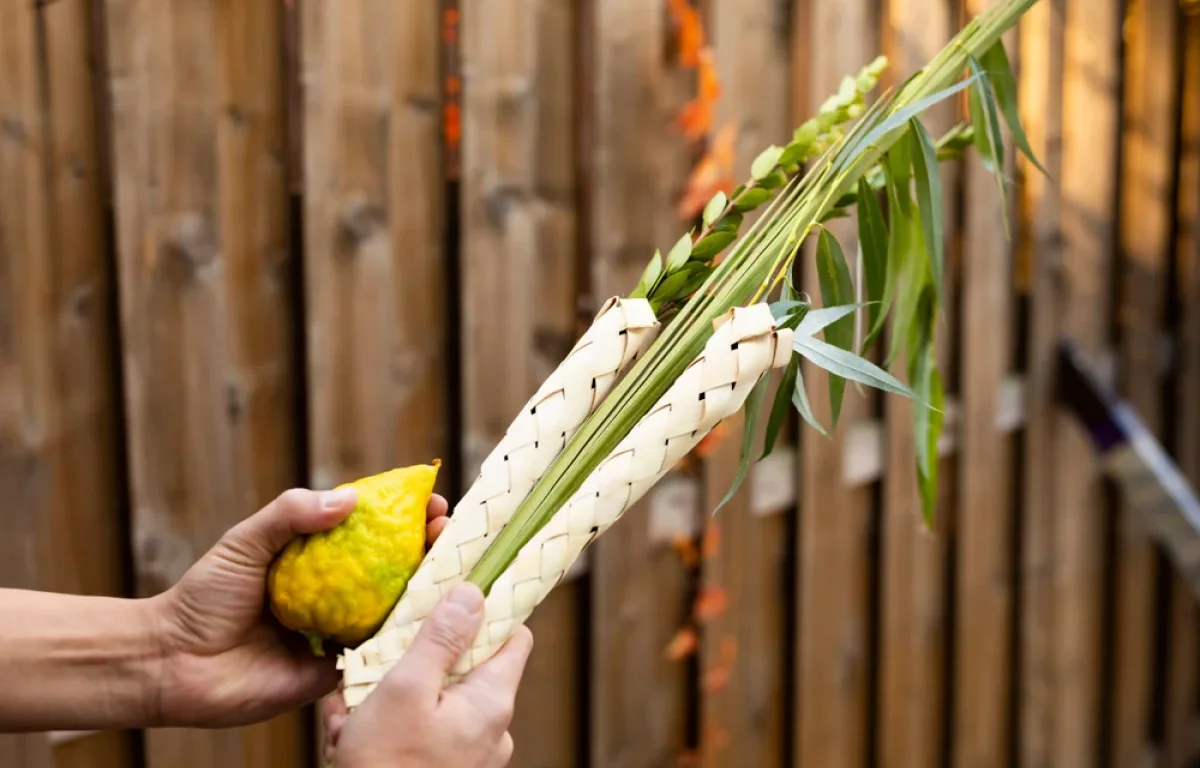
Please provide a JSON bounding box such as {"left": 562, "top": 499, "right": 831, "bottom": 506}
{"left": 341, "top": 304, "right": 791, "bottom": 706}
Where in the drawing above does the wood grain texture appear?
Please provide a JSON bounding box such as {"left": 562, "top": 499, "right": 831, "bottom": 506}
{"left": 955, "top": 5, "right": 1016, "bottom": 767}
{"left": 301, "top": 0, "right": 447, "bottom": 493}
{"left": 1016, "top": 2, "right": 1065, "bottom": 766}
{"left": 587, "top": 0, "right": 692, "bottom": 764}
{"left": 458, "top": 1, "right": 583, "bottom": 765}
{"left": 1164, "top": 15, "right": 1200, "bottom": 768}
{"left": 1114, "top": 0, "right": 1182, "bottom": 765}
{"left": 104, "top": 0, "right": 303, "bottom": 764}
{"left": 1, "top": 0, "right": 128, "bottom": 765}
{"left": 794, "top": 2, "right": 877, "bottom": 766}
{"left": 877, "top": 1, "right": 957, "bottom": 765}
{"left": 694, "top": 2, "right": 791, "bottom": 766}
{"left": 1051, "top": 0, "right": 1122, "bottom": 764}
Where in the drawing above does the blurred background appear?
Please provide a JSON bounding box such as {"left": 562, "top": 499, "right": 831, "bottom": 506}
{"left": 2, "top": 0, "right": 1199, "bottom": 766}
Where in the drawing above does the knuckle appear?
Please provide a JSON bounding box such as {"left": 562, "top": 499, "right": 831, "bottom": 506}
{"left": 422, "top": 620, "right": 468, "bottom": 656}
{"left": 275, "top": 487, "right": 311, "bottom": 511}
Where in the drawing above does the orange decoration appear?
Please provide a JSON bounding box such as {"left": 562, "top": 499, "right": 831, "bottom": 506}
{"left": 677, "top": 124, "right": 738, "bottom": 221}
{"left": 663, "top": 626, "right": 700, "bottom": 661}
{"left": 693, "top": 585, "right": 729, "bottom": 623}
{"left": 667, "top": 0, "right": 705, "bottom": 68}
{"left": 671, "top": 534, "right": 699, "bottom": 568}
{"left": 701, "top": 522, "right": 721, "bottom": 559}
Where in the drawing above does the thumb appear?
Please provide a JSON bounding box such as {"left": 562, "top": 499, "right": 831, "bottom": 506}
{"left": 386, "top": 583, "right": 484, "bottom": 700}
{"left": 223, "top": 486, "right": 358, "bottom": 563}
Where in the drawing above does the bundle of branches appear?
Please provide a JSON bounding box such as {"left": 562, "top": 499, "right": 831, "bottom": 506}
{"left": 338, "top": 0, "right": 1043, "bottom": 708}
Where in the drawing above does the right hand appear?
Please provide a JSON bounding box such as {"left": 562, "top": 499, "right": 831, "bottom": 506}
{"left": 325, "top": 583, "right": 534, "bottom": 768}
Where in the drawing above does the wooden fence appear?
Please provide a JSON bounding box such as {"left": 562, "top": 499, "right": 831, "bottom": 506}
{"left": 2, "top": 0, "right": 1199, "bottom": 766}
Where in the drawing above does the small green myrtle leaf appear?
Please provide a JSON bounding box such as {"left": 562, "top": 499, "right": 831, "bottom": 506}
{"left": 793, "top": 334, "right": 920, "bottom": 401}
{"left": 846, "top": 102, "right": 865, "bottom": 120}
{"left": 759, "top": 168, "right": 789, "bottom": 190}
{"left": 734, "top": 187, "right": 774, "bottom": 211}
{"left": 770, "top": 299, "right": 808, "bottom": 322}
{"left": 714, "top": 210, "right": 744, "bottom": 233}
{"left": 866, "top": 55, "right": 888, "bottom": 78}
{"left": 816, "top": 228, "right": 855, "bottom": 428}
{"left": 819, "top": 207, "right": 850, "bottom": 223}
{"left": 762, "top": 354, "right": 799, "bottom": 460}
{"left": 689, "top": 231, "right": 737, "bottom": 260}
{"left": 980, "top": 41, "right": 1046, "bottom": 175}
{"left": 703, "top": 191, "right": 728, "bottom": 228}
{"left": 909, "top": 117, "right": 944, "bottom": 301}
{"left": 856, "top": 70, "right": 876, "bottom": 94}
{"left": 791, "top": 364, "right": 827, "bottom": 437}
{"left": 666, "top": 232, "right": 693, "bottom": 272}
{"left": 856, "top": 178, "right": 888, "bottom": 341}
{"left": 837, "top": 75, "right": 857, "bottom": 105}
{"left": 653, "top": 266, "right": 695, "bottom": 303}
{"left": 793, "top": 119, "right": 819, "bottom": 148}
{"left": 779, "top": 141, "right": 808, "bottom": 167}
{"left": 714, "top": 373, "right": 771, "bottom": 515}
{"left": 679, "top": 263, "right": 712, "bottom": 296}
{"left": 630, "top": 249, "right": 663, "bottom": 299}
{"left": 751, "top": 145, "right": 785, "bottom": 181}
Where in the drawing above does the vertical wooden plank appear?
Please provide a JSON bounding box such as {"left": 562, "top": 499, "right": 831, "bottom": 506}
{"left": 55, "top": 733, "right": 136, "bottom": 768}
{"left": 2, "top": 0, "right": 127, "bottom": 764}
{"left": 1016, "top": 1, "right": 1065, "bottom": 766}
{"left": 1050, "top": 0, "right": 1122, "bottom": 764}
{"left": 877, "top": 1, "right": 957, "bottom": 765}
{"left": 956, "top": 2, "right": 1016, "bottom": 766}
{"left": 794, "top": 2, "right": 877, "bottom": 767}
{"left": 457, "top": 1, "right": 583, "bottom": 766}
{"left": 105, "top": 0, "right": 303, "bottom": 765}
{"left": 1113, "top": 0, "right": 1182, "bottom": 765}
{"left": 695, "top": 3, "right": 791, "bottom": 767}
{"left": 1165, "top": 18, "right": 1200, "bottom": 767}
{"left": 589, "top": 0, "right": 692, "bottom": 764}
{"left": 301, "top": 0, "right": 447, "bottom": 493}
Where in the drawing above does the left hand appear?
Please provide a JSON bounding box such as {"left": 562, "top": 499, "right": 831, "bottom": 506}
{"left": 146, "top": 485, "right": 449, "bottom": 728}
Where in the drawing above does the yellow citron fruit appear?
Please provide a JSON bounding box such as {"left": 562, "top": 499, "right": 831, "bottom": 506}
{"left": 267, "top": 461, "right": 440, "bottom": 656}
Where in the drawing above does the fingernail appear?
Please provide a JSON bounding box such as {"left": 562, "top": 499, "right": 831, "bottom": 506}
{"left": 321, "top": 487, "right": 357, "bottom": 511}
{"left": 444, "top": 583, "right": 484, "bottom": 616}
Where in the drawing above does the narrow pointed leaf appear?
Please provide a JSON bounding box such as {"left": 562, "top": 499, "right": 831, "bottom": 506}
{"left": 762, "top": 354, "right": 800, "bottom": 460}
{"left": 797, "top": 301, "right": 872, "bottom": 337}
{"left": 816, "top": 228, "right": 855, "bottom": 427}
{"left": 794, "top": 334, "right": 920, "bottom": 401}
{"left": 751, "top": 145, "right": 785, "bottom": 181}
{"left": 631, "top": 249, "right": 664, "bottom": 299}
{"left": 980, "top": 40, "right": 1046, "bottom": 175}
{"left": 856, "top": 177, "right": 888, "bottom": 340}
{"left": 715, "top": 374, "right": 771, "bottom": 514}
{"left": 690, "top": 231, "right": 738, "bottom": 260}
{"left": 908, "top": 118, "right": 945, "bottom": 301}
{"left": 913, "top": 349, "right": 944, "bottom": 526}
{"left": 792, "top": 364, "right": 827, "bottom": 437}
{"left": 967, "top": 56, "right": 1009, "bottom": 231}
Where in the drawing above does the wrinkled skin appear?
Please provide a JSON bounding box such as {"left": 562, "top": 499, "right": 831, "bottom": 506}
{"left": 147, "top": 486, "right": 449, "bottom": 728}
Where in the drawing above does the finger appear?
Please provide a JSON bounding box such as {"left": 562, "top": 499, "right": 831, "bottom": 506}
{"left": 490, "top": 731, "right": 515, "bottom": 768}
{"left": 225, "top": 486, "right": 358, "bottom": 561}
{"left": 321, "top": 687, "right": 348, "bottom": 724}
{"left": 325, "top": 713, "right": 346, "bottom": 748}
{"left": 458, "top": 625, "right": 534, "bottom": 697}
{"left": 426, "top": 516, "right": 449, "bottom": 546}
{"left": 426, "top": 493, "right": 449, "bottom": 522}
{"left": 380, "top": 583, "right": 484, "bottom": 701}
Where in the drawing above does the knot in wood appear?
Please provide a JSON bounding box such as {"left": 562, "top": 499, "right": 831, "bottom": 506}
{"left": 340, "top": 197, "right": 386, "bottom": 243}
{"left": 169, "top": 213, "right": 219, "bottom": 268}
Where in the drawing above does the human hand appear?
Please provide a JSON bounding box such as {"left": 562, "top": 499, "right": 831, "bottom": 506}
{"left": 321, "top": 583, "right": 534, "bottom": 768}
{"left": 147, "top": 485, "right": 450, "bottom": 728}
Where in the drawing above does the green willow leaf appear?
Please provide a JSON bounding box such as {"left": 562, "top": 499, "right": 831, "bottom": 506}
{"left": 762, "top": 354, "right": 800, "bottom": 460}
{"left": 967, "top": 56, "right": 1009, "bottom": 230}
{"left": 816, "top": 228, "right": 855, "bottom": 427}
{"left": 794, "top": 334, "right": 919, "bottom": 401}
{"left": 864, "top": 161, "right": 911, "bottom": 355}
{"left": 979, "top": 40, "right": 1046, "bottom": 175}
{"left": 856, "top": 177, "right": 888, "bottom": 341}
{"left": 908, "top": 117, "right": 945, "bottom": 301}
{"left": 792, "top": 363, "right": 828, "bottom": 437}
{"left": 913, "top": 348, "right": 944, "bottom": 526}
{"left": 886, "top": 215, "right": 929, "bottom": 370}
{"left": 715, "top": 373, "right": 771, "bottom": 514}
{"left": 797, "top": 301, "right": 871, "bottom": 337}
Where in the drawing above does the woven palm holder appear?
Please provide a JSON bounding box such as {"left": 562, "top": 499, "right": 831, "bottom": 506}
{"left": 341, "top": 303, "right": 792, "bottom": 706}
{"left": 336, "top": 297, "right": 659, "bottom": 678}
